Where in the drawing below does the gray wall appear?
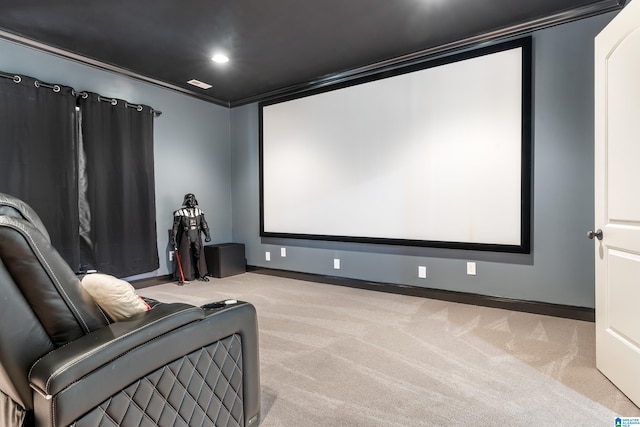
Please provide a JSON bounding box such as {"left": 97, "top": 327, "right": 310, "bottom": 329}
{"left": 230, "top": 12, "right": 616, "bottom": 309}
{"left": 0, "top": 11, "right": 615, "bottom": 306}
{"left": 0, "top": 38, "right": 232, "bottom": 280}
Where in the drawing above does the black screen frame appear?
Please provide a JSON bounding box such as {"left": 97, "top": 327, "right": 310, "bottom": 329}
{"left": 259, "top": 37, "right": 532, "bottom": 254}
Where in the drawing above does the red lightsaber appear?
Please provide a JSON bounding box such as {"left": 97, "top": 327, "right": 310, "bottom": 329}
{"left": 174, "top": 249, "right": 186, "bottom": 285}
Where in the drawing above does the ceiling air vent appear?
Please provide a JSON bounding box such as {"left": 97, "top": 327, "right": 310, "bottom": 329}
{"left": 187, "top": 79, "right": 212, "bottom": 89}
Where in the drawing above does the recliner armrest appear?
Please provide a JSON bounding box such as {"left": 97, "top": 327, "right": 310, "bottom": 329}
{"left": 29, "top": 300, "right": 260, "bottom": 427}
{"left": 29, "top": 302, "right": 203, "bottom": 397}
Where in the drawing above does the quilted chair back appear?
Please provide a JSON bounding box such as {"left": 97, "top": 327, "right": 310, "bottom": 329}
{"left": 0, "top": 193, "right": 110, "bottom": 423}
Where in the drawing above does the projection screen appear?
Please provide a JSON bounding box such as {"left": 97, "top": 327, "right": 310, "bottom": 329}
{"left": 260, "top": 38, "right": 531, "bottom": 253}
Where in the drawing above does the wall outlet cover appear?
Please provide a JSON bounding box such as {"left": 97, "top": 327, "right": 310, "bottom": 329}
{"left": 467, "top": 261, "right": 476, "bottom": 276}
{"left": 418, "top": 266, "right": 427, "bottom": 278}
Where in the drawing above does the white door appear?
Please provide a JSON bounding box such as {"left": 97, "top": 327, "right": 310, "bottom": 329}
{"left": 594, "top": 0, "right": 640, "bottom": 407}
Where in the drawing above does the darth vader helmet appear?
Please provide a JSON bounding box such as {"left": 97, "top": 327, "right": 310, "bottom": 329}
{"left": 182, "top": 193, "right": 198, "bottom": 207}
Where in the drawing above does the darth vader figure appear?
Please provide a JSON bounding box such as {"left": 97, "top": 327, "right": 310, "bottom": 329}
{"left": 171, "top": 193, "right": 211, "bottom": 283}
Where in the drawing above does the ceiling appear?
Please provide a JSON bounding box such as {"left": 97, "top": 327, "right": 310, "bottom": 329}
{"left": 0, "top": 0, "right": 624, "bottom": 107}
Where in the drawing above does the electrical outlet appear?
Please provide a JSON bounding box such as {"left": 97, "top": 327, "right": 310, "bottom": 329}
{"left": 169, "top": 251, "right": 174, "bottom": 261}
{"left": 265, "top": 251, "right": 271, "bottom": 261}
{"left": 418, "top": 266, "right": 427, "bottom": 279}
{"left": 333, "top": 258, "right": 340, "bottom": 269}
{"left": 467, "top": 262, "right": 476, "bottom": 276}
{"left": 281, "top": 247, "right": 287, "bottom": 257}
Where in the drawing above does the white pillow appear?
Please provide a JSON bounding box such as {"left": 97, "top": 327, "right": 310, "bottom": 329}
{"left": 81, "top": 273, "right": 150, "bottom": 321}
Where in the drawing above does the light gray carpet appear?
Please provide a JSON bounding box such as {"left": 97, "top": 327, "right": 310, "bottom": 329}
{"left": 138, "top": 272, "right": 640, "bottom": 426}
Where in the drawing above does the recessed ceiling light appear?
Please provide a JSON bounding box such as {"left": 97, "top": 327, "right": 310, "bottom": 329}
{"left": 187, "top": 79, "right": 212, "bottom": 89}
{"left": 211, "top": 54, "right": 229, "bottom": 64}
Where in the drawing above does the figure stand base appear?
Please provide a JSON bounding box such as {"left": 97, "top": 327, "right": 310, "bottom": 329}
{"left": 176, "top": 277, "right": 209, "bottom": 286}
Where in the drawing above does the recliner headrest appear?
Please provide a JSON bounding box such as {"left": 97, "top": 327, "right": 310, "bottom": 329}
{"left": 0, "top": 216, "right": 109, "bottom": 346}
{"left": 0, "top": 192, "right": 51, "bottom": 242}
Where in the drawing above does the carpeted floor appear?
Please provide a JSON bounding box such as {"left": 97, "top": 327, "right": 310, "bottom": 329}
{"left": 138, "top": 272, "right": 640, "bottom": 426}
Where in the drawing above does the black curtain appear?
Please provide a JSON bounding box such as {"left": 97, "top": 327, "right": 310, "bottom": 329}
{"left": 0, "top": 74, "right": 80, "bottom": 267}
{"left": 78, "top": 94, "right": 159, "bottom": 277}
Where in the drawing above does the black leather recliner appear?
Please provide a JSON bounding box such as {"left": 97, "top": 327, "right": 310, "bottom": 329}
{"left": 0, "top": 193, "right": 260, "bottom": 427}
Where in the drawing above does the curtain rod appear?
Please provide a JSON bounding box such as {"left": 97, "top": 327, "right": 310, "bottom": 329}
{"left": 34, "top": 80, "right": 60, "bottom": 92}
{"left": 0, "top": 71, "right": 21, "bottom": 83}
{"left": 0, "top": 71, "right": 162, "bottom": 117}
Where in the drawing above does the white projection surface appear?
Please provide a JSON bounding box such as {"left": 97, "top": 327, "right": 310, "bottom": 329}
{"left": 261, "top": 43, "right": 528, "bottom": 250}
